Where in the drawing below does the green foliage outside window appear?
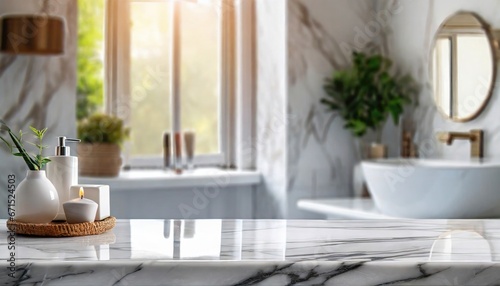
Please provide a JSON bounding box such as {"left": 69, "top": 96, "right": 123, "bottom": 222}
{"left": 76, "top": 1, "right": 220, "bottom": 156}
{"left": 77, "top": 0, "right": 105, "bottom": 120}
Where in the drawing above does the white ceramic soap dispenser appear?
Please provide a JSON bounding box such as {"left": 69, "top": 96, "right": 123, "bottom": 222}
{"left": 46, "top": 136, "right": 81, "bottom": 221}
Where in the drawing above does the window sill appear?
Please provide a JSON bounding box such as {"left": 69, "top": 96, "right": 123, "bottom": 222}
{"left": 79, "top": 168, "right": 261, "bottom": 191}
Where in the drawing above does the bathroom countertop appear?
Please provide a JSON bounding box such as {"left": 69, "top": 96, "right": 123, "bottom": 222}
{"left": 1, "top": 219, "right": 500, "bottom": 285}
{"left": 297, "top": 198, "right": 396, "bottom": 219}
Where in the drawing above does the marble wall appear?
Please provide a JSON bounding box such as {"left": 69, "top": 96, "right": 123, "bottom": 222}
{"left": 255, "top": 0, "right": 401, "bottom": 218}
{"left": 254, "top": 0, "right": 288, "bottom": 218}
{"left": 379, "top": 0, "right": 500, "bottom": 160}
{"left": 0, "top": 0, "right": 77, "bottom": 219}
{"left": 287, "top": 0, "right": 383, "bottom": 218}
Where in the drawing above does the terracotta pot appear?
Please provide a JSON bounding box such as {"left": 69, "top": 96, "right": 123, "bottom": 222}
{"left": 78, "top": 143, "right": 122, "bottom": 177}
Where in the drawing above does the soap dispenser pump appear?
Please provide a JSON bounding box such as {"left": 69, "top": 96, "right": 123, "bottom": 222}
{"left": 46, "top": 136, "right": 81, "bottom": 221}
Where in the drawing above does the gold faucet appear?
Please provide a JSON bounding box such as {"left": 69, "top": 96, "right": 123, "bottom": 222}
{"left": 436, "top": 129, "right": 484, "bottom": 158}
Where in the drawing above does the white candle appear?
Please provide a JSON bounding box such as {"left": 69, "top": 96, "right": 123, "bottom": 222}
{"left": 63, "top": 187, "right": 98, "bottom": 224}
{"left": 70, "top": 185, "right": 110, "bottom": 220}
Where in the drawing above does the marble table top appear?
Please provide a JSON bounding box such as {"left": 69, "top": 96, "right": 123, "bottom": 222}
{"left": 298, "top": 198, "right": 396, "bottom": 219}
{"left": 1, "top": 219, "right": 500, "bottom": 285}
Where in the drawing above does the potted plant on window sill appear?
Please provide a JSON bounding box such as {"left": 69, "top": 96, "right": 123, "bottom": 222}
{"left": 320, "top": 52, "right": 417, "bottom": 160}
{"left": 0, "top": 120, "right": 59, "bottom": 223}
{"left": 77, "top": 113, "right": 130, "bottom": 177}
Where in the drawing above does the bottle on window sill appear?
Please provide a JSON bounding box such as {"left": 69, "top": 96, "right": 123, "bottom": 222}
{"left": 184, "top": 131, "right": 195, "bottom": 170}
{"left": 174, "top": 132, "right": 183, "bottom": 174}
{"left": 163, "top": 132, "right": 171, "bottom": 170}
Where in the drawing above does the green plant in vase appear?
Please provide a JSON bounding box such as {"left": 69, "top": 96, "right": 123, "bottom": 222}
{"left": 0, "top": 119, "right": 51, "bottom": 170}
{"left": 320, "top": 51, "right": 418, "bottom": 159}
{"left": 0, "top": 119, "right": 59, "bottom": 223}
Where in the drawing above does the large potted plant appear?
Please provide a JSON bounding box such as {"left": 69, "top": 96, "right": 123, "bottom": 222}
{"left": 321, "top": 52, "right": 417, "bottom": 159}
{"left": 77, "top": 113, "right": 130, "bottom": 177}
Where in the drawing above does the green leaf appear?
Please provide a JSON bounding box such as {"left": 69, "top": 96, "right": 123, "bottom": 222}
{"left": 8, "top": 131, "right": 38, "bottom": 170}
{"left": 0, "top": 121, "right": 52, "bottom": 170}
{"left": 29, "top": 126, "right": 39, "bottom": 135}
{"left": 40, "top": 128, "right": 48, "bottom": 139}
{"left": 366, "top": 56, "right": 382, "bottom": 71}
{"left": 35, "top": 144, "right": 49, "bottom": 149}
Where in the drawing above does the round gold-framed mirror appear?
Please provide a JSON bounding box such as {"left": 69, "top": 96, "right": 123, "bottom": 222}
{"left": 430, "top": 12, "right": 497, "bottom": 122}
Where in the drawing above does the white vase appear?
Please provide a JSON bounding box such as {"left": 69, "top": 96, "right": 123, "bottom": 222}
{"left": 15, "top": 170, "right": 60, "bottom": 223}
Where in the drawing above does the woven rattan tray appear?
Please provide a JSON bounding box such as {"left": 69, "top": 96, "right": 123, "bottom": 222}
{"left": 6, "top": 216, "right": 116, "bottom": 237}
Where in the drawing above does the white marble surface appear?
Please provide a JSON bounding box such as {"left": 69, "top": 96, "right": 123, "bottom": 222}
{"left": 2, "top": 219, "right": 500, "bottom": 285}
{"left": 298, "top": 198, "right": 395, "bottom": 219}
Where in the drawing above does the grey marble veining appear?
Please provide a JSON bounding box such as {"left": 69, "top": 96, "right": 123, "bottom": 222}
{"left": 286, "top": 0, "right": 378, "bottom": 219}
{"left": 285, "top": 0, "right": 408, "bottom": 218}
{"left": 1, "top": 219, "right": 500, "bottom": 285}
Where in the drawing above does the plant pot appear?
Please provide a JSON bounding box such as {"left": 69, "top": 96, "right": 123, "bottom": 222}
{"left": 355, "top": 138, "right": 388, "bottom": 160}
{"left": 15, "top": 170, "right": 59, "bottom": 223}
{"left": 78, "top": 143, "right": 122, "bottom": 177}
{"left": 369, "top": 143, "right": 388, "bottom": 159}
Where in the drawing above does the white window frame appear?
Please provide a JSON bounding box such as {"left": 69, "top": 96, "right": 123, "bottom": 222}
{"left": 234, "top": 0, "right": 254, "bottom": 170}
{"left": 105, "top": 0, "right": 238, "bottom": 169}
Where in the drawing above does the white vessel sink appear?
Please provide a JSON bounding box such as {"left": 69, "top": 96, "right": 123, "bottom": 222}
{"left": 361, "top": 159, "right": 500, "bottom": 219}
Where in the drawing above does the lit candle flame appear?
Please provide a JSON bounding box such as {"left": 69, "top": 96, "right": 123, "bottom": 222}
{"left": 79, "top": 187, "right": 84, "bottom": 199}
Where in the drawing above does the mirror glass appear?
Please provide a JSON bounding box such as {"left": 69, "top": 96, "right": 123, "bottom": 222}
{"left": 431, "top": 12, "right": 496, "bottom": 122}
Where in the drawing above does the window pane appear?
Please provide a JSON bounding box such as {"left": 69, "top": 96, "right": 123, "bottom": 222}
{"left": 130, "top": 1, "right": 171, "bottom": 156}
{"left": 180, "top": 1, "right": 220, "bottom": 155}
